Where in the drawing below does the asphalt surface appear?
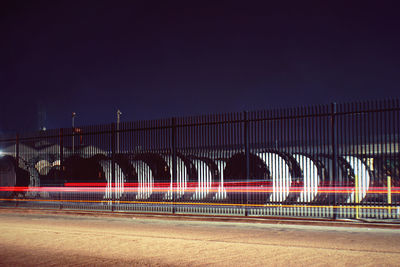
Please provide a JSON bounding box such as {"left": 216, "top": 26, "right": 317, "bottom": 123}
{"left": 0, "top": 208, "right": 400, "bottom": 266}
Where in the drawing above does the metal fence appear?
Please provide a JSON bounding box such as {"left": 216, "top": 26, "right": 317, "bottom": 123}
{"left": 0, "top": 99, "right": 399, "bottom": 220}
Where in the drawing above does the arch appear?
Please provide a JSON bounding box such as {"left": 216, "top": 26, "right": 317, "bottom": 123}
{"left": 344, "top": 156, "right": 371, "bottom": 203}
{"left": 0, "top": 155, "right": 30, "bottom": 198}
{"left": 161, "top": 155, "right": 188, "bottom": 200}
{"left": 131, "top": 160, "right": 153, "bottom": 200}
{"left": 0, "top": 156, "right": 16, "bottom": 190}
{"left": 293, "top": 154, "right": 320, "bottom": 203}
{"left": 62, "top": 154, "right": 107, "bottom": 183}
{"left": 257, "top": 152, "right": 292, "bottom": 202}
{"left": 99, "top": 159, "right": 125, "bottom": 200}
{"left": 224, "top": 152, "right": 270, "bottom": 203}
{"left": 190, "top": 158, "right": 214, "bottom": 200}
{"left": 131, "top": 153, "right": 169, "bottom": 201}
{"left": 213, "top": 159, "right": 227, "bottom": 200}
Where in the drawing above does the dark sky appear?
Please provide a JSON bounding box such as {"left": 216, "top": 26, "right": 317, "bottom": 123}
{"left": 1, "top": 1, "right": 400, "bottom": 133}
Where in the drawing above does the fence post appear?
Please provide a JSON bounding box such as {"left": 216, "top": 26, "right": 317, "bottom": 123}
{"left": 244, "top": 111, "right": 250, "bottom": 216}
{"left": 355, "top": 174, "right": 359, "bottom": 219}
{"left": 331, "top": 102, "right": 338, "bottom": 219}
{"left": 60, "top": 129, "right": 64, "bottom": 170}
{"left": 15, "top": 134, "right": 20, "bottom": 208}
{"left": 59, "top": 129, "right": 63, "bottom": 210}
{"left": 387, "top": 175, "right": 392, "bottom": 216}
{"left": 111, "top": 123, "right": 116, "bottom": 212}
{"left": 172, "top": 117, "right": 177, "bottom": 214}
{"left": 16, "top": 134, "right": 19, "bottom": 168}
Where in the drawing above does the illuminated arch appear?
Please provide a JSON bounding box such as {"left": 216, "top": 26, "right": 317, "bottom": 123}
{"left": 257, "top": 152, "right": 292, "bottom": 202}
{"left": 344, "top": 156, "right": 371, "bottom": 203}
{"left": 293, "top": 154, "right": 320, "bottom": 203}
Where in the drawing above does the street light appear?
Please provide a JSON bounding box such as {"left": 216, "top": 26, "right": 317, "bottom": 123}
{"left": 72, "top": 112, "right": 76, "bottom": 154}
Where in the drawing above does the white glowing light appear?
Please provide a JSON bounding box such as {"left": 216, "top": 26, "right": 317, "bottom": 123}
{"left": 213, "top": 160, "right": 227, "bottom": 200}
{"left": 257, "top": 152, "right": 292, "bottom": 202}
{"left": 162, "top": 155, "right": 188, "bottom": 200}
{"left": 133, "top": 160, "right": 153, "bottom": 200}
{"left": 345, "top": 156, "right": 370, "bottom": 203}
{"left": 35, "top": 160, "right": 51, "bottom": 175}
{"left": 293, "top": 154, "right": 320, "bottom": 203}
{"left": 191, "top": 159, "right": 213, "bottom": 200}
{"left": 100, "top": 160, "right": 125, "bottom": 200}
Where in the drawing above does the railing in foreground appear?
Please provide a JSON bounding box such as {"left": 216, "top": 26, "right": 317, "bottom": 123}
{"left": 0, "top": 99, "right": 399, "bottom": 220}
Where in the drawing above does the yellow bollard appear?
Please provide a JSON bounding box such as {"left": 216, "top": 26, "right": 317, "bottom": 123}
{"left": 387, "top": 176, "right": 392, "bottom": 216}
{"left": 355, "top": 175, "right": 359, "bottom": 219}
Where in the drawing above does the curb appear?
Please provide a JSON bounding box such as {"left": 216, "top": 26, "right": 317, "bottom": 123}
{"left": 1, "top": 207, "right": 399, "bottom": 229}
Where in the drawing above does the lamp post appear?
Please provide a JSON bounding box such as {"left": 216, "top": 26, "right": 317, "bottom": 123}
{"left": 117, "top": 109, "right": 122, "bottom": 153}
{"left": 72, "top": 112, "right": 76, "bottom": 154}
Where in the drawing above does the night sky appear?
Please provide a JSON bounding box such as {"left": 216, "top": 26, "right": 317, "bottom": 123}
{"left": 1, "top": 1, "right": 399, "bottom": 133}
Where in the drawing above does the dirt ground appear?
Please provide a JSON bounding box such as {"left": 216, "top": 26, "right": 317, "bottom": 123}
{"left": 0, "top": 209, "right": 399, "bottom": 266}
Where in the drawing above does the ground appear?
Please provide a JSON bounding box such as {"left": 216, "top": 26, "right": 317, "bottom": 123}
{"left": 0, "top": 209, "right": 399, "bottom": 266}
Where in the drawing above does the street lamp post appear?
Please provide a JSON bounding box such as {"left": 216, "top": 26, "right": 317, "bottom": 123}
{"left": 72, "top": 112, "right": 76, "bottom": 154}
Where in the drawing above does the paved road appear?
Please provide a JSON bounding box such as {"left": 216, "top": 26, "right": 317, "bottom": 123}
{"left": 0, "top": 209, "right": 399, "bottom": 266}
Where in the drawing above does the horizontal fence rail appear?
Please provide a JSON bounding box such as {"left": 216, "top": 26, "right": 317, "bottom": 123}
{"left": 0, "top": 99, "right": 399, "bottom": 220}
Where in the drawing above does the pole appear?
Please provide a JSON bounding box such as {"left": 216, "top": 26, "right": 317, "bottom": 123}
{"left": 331, "top": 102, "right": 337, "bottom": 219}
{"left": 16, "top": 134, "right": 19, "bottom": 168}
{"left": 60, "top": 128, "right": 64, "bottom": 171}
{"left": 111, "top": 123, "right": 116, "bottom": 211}
{"left": 355, "top": 174, "right": 359, "bottom": 219}
{"left": 59, "top": 128, "right": 64, "bottom": 210}
{"left": 72, "top": 112, "right": 76, "bottom": 154}
{"left": 117, "top": 109, "right": 122, "bottom": 154}
{"left": 244, "top": 111, "right": 250, "bottom": 216}
{"left": 387, "top": 175, "right": 392, "bottom": 216}
{"left": 172, "top": 117, "right": 177, "bottom": 214}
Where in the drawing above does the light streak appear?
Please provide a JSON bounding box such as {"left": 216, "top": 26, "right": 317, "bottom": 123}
{"left": 0, "top": 197, "right": 398, "bottom": 210}
{"left": 1, "top": 186, "right": 399, "bottom": 194}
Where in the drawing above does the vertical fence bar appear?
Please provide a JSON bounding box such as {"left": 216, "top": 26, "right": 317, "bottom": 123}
{"left": 60, "top": 129, "right": 64, "bottom": 169}
{"left": 243, "top": 111, "right": 250, "bottom": 215}
{"left": 111, "top": 123, "right": 116, "bottom": 211}
{"left": 331, "top": 102, "right": 337, "bottom": 219}
{"left": 362, "top": 101, "right": 367, "bottom": 217}
{"left": 385, "top": 100, "right": 391, "bottom": 217}
{"left": 387, "top": 175, "right": 392, "bottom": 214}
{"left": 372, "top": 101, "right": 377, "bottom": 216}
{"left": 351, "top": 102, "right": 356, "bottom": 219}
{"left": 15, "top": 134, "right": 19, "bottom": 168}
{"left": 172, "top": 117, "right": 177, "bottom": 214}
{"left": 355, "top": 170, "right": 359, "bottom": 219}
{"left": 379, "top": 100, "right": 385, "bottom": 218}
{"left": 59, "top": 129, "right": 64, "bottom": 210}
{"left": 396, "top": 99, "right": 400, "bottom": 219}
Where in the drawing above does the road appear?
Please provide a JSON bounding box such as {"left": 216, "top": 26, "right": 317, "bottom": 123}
{"left": 0, "top": 209, "right": 399, "bottom": 266}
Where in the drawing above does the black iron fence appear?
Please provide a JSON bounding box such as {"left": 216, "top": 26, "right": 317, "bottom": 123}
{"left": 0, "top": 99, "right": 399, "bottom": 219}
